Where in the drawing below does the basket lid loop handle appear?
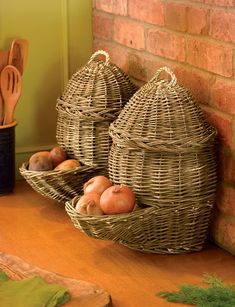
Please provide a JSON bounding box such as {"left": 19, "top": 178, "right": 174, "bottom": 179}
{"left": 150, "top": 66, "right": 177, "bottom": 87}
{"left": 88, "top": 50, "right": 110, "bottom": 65}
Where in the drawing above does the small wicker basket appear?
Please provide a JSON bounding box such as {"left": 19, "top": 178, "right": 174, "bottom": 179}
{"left": 19, "top": 163, "right": 100, "bottom": 203}
{"left": 56, "top": 50, "right": 138, "bottom": 173}
{"left": 65, "top": 195, "right": 215, "bottom": 254}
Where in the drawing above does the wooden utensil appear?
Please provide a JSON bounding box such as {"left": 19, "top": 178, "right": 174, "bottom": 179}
{"left": 0, "top": 50, "right": 9, "bottom": 72}
{"left": 8, "top": 39, "right": 29, "bottom": 75}
{"left": 1, "top": 65, "right": 22, "bottom": 125}
{"left": 0, "top": 50, "right": 9, "bottom": 125}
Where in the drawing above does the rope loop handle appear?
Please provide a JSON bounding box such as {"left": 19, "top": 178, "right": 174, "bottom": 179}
{"left": 149, "top": 66, "right": 177, "bottom": 88}
{"left": 88, "top": 50, "right": 110, "bottom": 65}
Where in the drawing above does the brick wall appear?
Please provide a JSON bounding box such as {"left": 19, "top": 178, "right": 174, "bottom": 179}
{"left": 92, "top": 0, "right": 235, "bottom": 254}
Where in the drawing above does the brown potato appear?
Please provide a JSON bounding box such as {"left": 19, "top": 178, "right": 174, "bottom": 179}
{"left": 49, "top": 146, "right": 67, "bottom": 167}
{"left": 29, "top": 151, "right": 50, "bottom": 161}
{"left": 28, "top": 155, "right": 53, "bottom": 171}
{"left": 54, "top": 159, "right": 81, "bottom": 171}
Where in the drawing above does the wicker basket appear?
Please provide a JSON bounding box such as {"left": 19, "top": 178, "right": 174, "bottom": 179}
{"left": 19, "top": 162, "right": 100, "bottom": 203}
{"left": 64, "top": 67, "right": 217, "bottom": 254}
{"left": 108, "top": 66, "right": 217, "bottom": 208}
{"left": 65, "top": 195, "right": 215, "bottom": 254}
{"left": 56, "top": 50, "right": 138, "bottom": 173}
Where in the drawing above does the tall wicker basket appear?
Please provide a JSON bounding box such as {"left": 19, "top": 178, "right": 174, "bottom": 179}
{"left": 109, "top": 67, "right": 217, "bottom": 208}
{"left": 105, "top": 66, "right": 218, "bottom": 253}
{"left": 56, "top": 50, "right": 138, "bottom": 174}
{"left": 65, "top": 67, "right": 218, "bottom": 254}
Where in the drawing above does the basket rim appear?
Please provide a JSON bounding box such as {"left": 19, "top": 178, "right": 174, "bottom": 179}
{"left": 65, "top": 195, "right": 156, "bottom": 221}
{"left": 65, "top": 195, "right": 214, "bottom": 222}
{"left": 109, "top": 124, "right": 217, "bottom": 152}
{"left": 19, "top": 162, "right": 100, "bottom": 178}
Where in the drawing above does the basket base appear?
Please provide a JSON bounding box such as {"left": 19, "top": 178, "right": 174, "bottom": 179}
{"left": 119, "top": 240, "right": 205, "bottom": 254}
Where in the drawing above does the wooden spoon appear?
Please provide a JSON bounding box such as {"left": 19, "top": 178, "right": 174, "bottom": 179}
{"left": 1, "top": 65, "right": 22, "bottom": 125}
{"left": 8, "top": 39, "right": 29, "bottom": 75}
{"left": 0, "top": 50, "right": 9, "bottom": 72}
{"left": 0, "top": 50, "right": 9, "bottom": 124}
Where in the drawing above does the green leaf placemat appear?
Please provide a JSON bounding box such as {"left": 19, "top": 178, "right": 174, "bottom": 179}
{"left": 0, "top": 270, "right": 70, "bottom": 307}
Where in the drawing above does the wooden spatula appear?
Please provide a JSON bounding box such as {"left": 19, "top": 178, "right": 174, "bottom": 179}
{"left": 8, "top": 39, "right": 29, "bottom": 75}
{"left": 1, "top": 65, "right": 22, "bottom": 125}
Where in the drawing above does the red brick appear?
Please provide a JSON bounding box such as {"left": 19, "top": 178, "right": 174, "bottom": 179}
{"left": 93, "top": 41, "right": 152, "bottom": 78}
{"left": 186, "top": 38, "right": 233, "bottom": 77}
{"left": 113, "top": 18, "right": 145, "bottom": 50}
{"left": 146, "top": 29, "right": 185, "bottom": 61}
{"left": 129, "top": 0, "right": 164, "bottom": 26}
{"left": 93, "top": 39, "right": 113, "bottom": 55}
{"left": 165, "top": 3, "right": 187, "bottom": 32}
{"left": 211, "top": 10, "right": 235, "bottom": 43}
{"left": 174, "top": 67, "right": 212, "bottom": 104}
{"left": 128, "top": 53, "right": 148, "bottom": 82}
{"left": 165, "top": 4, "right": 208, "bottom": 34}
{"left": 92, "top": 14, "right": 113, "bottom": 40}
{"left": 193, "top": 0, "right": 233, "bottom": 4}
{"left": 187, "top": 6, "right": 209, "bottom": 35}
{"left": 126, "top": 54, "right": 171, "bottom": 83}
{"left": 143, "top": 63, "right": 212, "bottom": 99}
{"left": 211, "top": 78, "right": 235, "bottom": 115}
{"left": 95, "top": 0, "right": 127, "bottom": 15}
{"left": 212, "top": 214, "right": 235, "bottom": 254}
{"left": 217, "top": 185, "right": 235, "bottom": 216}
{"left": 219, "top": 150, "right": 235, "bottom": 184}
{"left": 92, "top": 41, "right": 130, "bottom": 73}
{"left": 202, "top": 108, "right": 232, "bottom": 148}
{"left": 109, "top": 45, "right": 130, "bottom": 73}
{"left": 205, "top": 0, "right": 234, "bottom": 6}
{"left": 93, "top": 40, "right": 118, "bottom": 69}
{"left": 144, "top": 58, "right": 172, "bottom": 82}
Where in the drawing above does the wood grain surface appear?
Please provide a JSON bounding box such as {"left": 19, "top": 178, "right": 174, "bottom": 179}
{"left": 1, "top": 181, "right": 235, "bottom": 307}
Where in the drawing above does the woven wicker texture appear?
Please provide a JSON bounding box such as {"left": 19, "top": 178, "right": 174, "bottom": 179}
{"left": 65, "top": 196, "right": 215, "bottom": 254}
{"left": 19, "top": 163, "right": 100, "bottom": 203}
{"left": 108, "top": 66, "right": 217, "bottom": 208}
{"left": 56, "top": 50, "right": 138, "bottom": 172}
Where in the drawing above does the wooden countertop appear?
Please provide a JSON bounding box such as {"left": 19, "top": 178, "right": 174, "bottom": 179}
{"left": 0, "top": 180, "right": 235, "bottom": 307}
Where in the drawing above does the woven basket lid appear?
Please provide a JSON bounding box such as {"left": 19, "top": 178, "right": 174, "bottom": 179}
{"left": 109, "top": 66, "right": 217, "bottom": 151}
{"left": 59, "top": 50, "right": 137, "bottom": 111}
